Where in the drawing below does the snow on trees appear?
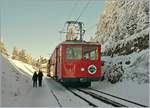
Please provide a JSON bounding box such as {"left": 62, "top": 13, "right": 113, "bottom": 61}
{"left": 0, "top": 41, "right": 9, "bottom": 56}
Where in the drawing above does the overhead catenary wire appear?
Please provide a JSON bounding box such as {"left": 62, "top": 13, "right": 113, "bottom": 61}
{"left": 67, "top": 0, "right": 79, "bottom": 21}
{"left": 60, "top": 0, "right": 91, "bottom": 30}
{"left": 75, "top": 0, "right": 91, "bottom": 21}
{"left": 84, "top": 23, "right": 97, "bottom": 41}
{"left": 59, "top": 0, "right": 92, "bottom": 41}
{"left": 86, "top": 23, "right": 97, "bottom": 31}
{"left": 59, "top": 0, "right": 79, "bottom": 36}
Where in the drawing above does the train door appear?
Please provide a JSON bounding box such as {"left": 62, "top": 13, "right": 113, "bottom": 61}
{"left": 83, "top": 45, "right": 101, "bottom": 77}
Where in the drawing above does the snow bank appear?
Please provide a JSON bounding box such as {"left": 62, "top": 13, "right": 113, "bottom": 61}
{"left": 94, "top": 49, "right": 149, "bottom": 106}
{"left": 92, "top": 80, "right": 149, "bottom": 106}
{"left": 1, "top": 55, "right": 31, "bottom": 106}
{"left": 102, "top": 49, "right": 149, "bottom": 84}
{"left": 8, "top": 59, "right": 36, "bottom": 76}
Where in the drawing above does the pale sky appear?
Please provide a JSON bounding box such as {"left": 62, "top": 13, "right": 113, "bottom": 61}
{"left": 0, "top": 0, "right": 106, "bottom": 58}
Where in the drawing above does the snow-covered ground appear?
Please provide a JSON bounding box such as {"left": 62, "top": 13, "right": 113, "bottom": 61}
{"left": 92, "top": 49, "right": 149, "bottom": 106}
{"left": 0, "top": 54, "right": 99, "bottom": 107}
{"left": 1, "top": 54, "right": 31, "bottom": 106}
{"left": 102, "top": 49, "right": 149, "bottom": 84}
{"left": 1, "top": 54, "right": 57, "bottom": 107}
{"left": 0, "top": 49, "right": 149, "bottom": 107}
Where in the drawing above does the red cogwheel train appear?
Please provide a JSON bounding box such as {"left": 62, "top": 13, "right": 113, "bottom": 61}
{"left": 47, "top": 21, "right": 103, "bottom": 86}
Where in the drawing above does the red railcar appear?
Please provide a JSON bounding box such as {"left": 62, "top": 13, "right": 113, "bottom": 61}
{"left": 47, "top": 40, "right": 103, "bottom": 86}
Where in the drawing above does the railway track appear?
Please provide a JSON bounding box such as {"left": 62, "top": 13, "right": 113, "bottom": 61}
{"left": 66, "top": 87, "right": 126, "bottom": 107}
{"left": 81, "top": 88, "right": 148, "bottom": 107}
{"left": 66, "top": 87, "right": 148, "bottom": 107}
{"left": 49, "top": 79, "right": 148, "bottom": 107}
{"left": 51, "top": 90, "right": 62, "bottom": 107}
{"left": 66, "top": 87, "right": 98, "bottom": 107}
{"left": 76, "top": 88, "right": 127, "bottom": 107}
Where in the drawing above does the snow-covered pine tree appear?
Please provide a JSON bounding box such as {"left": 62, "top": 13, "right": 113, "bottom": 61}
{"left": 12, "top": 47, "right": 19, "bottom": 60}
{"left": 0, "top": 41, "right": 9, "bottom": 56}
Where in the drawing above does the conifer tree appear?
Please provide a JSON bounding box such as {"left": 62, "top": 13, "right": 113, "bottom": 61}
{"left": 0, "top": 41, "right": 9, "bottom": 56}
{"left": 11, "top": 47, "right": 19, "bottom": 60}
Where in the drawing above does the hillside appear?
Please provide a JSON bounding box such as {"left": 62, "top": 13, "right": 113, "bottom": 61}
{"left": 91, "top": 0, "right": 149, "bottom": 84}
{"left": 93, "top": 0, "right": 149, "bottom": 55}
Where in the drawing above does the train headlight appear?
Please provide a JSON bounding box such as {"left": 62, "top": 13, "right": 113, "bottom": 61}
{"left": 81, "top": 67, "right": 85, "bottom": 72}
{"left": 88, "top": 65, "right": 97, "bottom": 74}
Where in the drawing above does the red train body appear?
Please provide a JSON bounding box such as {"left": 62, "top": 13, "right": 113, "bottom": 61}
{"left": 47, "top": 40, "right": 103, "bottom": 86}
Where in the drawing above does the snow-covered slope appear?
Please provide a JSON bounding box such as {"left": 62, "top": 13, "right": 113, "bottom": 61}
{"left": 90, "top": 0, "right": 149, "bottom": 87}
{"left": 1, "top": 54, "right": 34, "bottom": 106}
{"left": 94, "top": 0, "right": 149, "bottom": 55}
{"left": 91, "top": 49, "right": 149, "bottom": 106}
{"left": 101, "top": 49, "right": 149, "bottom": 84}
{"left": 9, "top": 59, "right": 36, "bottom": 76}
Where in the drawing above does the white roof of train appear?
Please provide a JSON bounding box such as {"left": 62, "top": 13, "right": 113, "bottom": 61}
{"left": 59, "top": 40, "right": 101, "bottom": 46}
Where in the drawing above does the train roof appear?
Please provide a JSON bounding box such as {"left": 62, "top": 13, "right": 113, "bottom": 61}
{"left": 58, "top": 40, "right": 101, "bottom": 46}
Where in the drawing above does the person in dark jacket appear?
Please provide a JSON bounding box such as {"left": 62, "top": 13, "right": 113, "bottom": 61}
{"left": 38, "top": 70, "right": 43, "bottom": 87}
{"left": 32, "top": 71, "right": 38, "bottom": 88}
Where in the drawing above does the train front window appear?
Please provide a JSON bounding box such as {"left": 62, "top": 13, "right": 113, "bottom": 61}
{"left": 83, "top": 47, "right": 89, "bottom": 60}
{"left": 84, "top": 46, "right": 98, "bottom": 60}
{"left": 66, "top": 46, "right": 82, "bottom": 60}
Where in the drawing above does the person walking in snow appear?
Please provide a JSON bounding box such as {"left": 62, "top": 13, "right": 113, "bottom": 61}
{"left": 32, "top": 71, "right": 38, "bottom": 88}
{"left": 38, "top": 70, "right": 43, "bottom": 87}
